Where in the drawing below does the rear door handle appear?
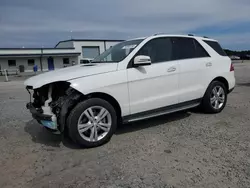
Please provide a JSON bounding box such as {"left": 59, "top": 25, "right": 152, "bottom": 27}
{"left": 167, "top": 67, "right": 176, "bottom": 72}
{"left": 206, "top": 62, "right": 212, "bottom": 67}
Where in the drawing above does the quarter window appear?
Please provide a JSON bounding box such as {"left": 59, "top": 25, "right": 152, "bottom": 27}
{"left": 136, "top": 38, "right": 173, "bottom": 63}
{"left": 203, "top": 40, "right": 227, "bottom": 56}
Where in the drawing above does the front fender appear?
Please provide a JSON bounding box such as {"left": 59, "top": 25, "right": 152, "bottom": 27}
{"left": 69, "top": 70, "right": 130, "bottom": 116}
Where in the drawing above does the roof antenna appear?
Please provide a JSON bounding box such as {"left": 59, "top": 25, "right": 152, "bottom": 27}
{"left": 70, "top": 30, "right": 73, "bottom": 40}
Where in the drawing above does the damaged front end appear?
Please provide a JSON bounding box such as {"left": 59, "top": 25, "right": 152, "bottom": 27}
{"left": 26, "top": 82, "right": 81, "bottom": 133}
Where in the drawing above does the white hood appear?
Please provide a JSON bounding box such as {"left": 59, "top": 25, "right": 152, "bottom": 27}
{"left": 24, "top": 63, "right": 118, "bottom": 89}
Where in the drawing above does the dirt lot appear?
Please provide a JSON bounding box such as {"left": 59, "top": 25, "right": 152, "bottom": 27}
{"left": 0, "top": 63, "right": 250, "bottom": 188}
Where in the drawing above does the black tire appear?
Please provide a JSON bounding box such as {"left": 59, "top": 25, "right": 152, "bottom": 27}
{"left": 201, "top": 81, "right": 228, "bottom": 113}
{"left": 67, "top": 98, "right": 117, "bottom": 148}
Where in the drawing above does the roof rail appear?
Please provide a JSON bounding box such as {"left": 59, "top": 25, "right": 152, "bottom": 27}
{"left": 153, "top": 33, "right": 165, "bottom": 36}
{"left": 203, "top": 36, "right": 209, "bottom": 38}
{"left": 188, "top": 34, "right": 194, "bottom": 36}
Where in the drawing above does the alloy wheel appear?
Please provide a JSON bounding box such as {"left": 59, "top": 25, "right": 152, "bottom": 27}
{"left": 77, "top": 106, "right": 112, "bottom": 142}
{"left": 210, "top": 86, "right": 225, "bottom": 110}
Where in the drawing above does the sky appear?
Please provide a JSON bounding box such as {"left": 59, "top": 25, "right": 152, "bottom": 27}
{"left": 0, "top": 0, "right": 250, "bottom": 50}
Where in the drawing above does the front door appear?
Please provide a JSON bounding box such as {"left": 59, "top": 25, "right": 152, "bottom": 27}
{"left": 127, "top": 37, "right": 179, "bottom": 114}
{"left": 47, "top": 57, "right": 54, "bottom": 71}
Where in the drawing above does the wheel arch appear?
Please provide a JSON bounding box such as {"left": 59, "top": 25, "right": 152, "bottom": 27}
{"left": 202, "top": 76, "right": 229, "bottom": 99}
{"left": 210, "top": 76, "right": 229, "bottom": 93}
{"left": 84, "top": 92, "right": 122, "bottom": 121}
{"left": 201, "top": 76, "right": 229, "bottom": 113}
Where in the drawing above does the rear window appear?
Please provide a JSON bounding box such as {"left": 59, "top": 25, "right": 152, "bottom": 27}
{"left": 203, "top": 40, "right": 227, "bottom": 56}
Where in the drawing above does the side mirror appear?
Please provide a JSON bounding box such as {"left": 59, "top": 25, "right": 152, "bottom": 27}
{"left": 134, "top": 55, "right": 151, "bottom": 67}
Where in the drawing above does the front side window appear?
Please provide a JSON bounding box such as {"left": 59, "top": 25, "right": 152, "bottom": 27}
{"left": 136, "top": 38, "right": 173, "bottom": 63}
{"left": 92, "top": 39, "right": 143, "bottom": 63}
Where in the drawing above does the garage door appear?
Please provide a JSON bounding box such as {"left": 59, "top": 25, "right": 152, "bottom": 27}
{"left": 82, "top": 47, "right": 100, "bottom": 59}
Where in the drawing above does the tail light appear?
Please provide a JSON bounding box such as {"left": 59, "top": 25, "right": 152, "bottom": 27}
{"left": 230, "top": 63, "right": 234, "bottom": 72}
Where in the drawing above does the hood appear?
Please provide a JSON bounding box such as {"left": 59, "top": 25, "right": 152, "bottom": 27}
{"left": 24, "top": 63, "right": 118, "bottom": 89}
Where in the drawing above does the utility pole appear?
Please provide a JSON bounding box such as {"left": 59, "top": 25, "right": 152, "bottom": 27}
{"left": 70, "top": 31, "right": 73, "bottom": 40}
{"left": 40, "top": 47, "right": 43, "bottom": 72}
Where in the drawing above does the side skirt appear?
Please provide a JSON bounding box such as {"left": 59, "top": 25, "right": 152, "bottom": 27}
{"left": 122, "top": 99, "right": 201, "bottom": 123}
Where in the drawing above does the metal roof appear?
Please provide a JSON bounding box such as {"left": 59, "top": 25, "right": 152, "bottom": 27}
{"left": 55, "top": 39, "right": 124, "bottom": 47}
{"left": 0, "top": 52, "right": 81, "bottom": 57}
{"left": 0, "top": 47, "right": 75, "bottom": 50}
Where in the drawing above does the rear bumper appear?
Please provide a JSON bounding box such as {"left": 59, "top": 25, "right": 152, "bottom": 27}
{"left": 26, "top": 102, "right": 52, "bottom": 122}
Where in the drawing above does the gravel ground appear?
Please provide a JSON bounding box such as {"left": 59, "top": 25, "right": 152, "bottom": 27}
{"left": 0, "top": 63, "right": 250, "bottom": 188}
{"left": 0, "top": 74, "right": 35, "bottom": 82}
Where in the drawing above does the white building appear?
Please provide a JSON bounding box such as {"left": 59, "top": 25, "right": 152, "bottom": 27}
{"left": 0, "top": 39, "right": 123, "bottom": 73}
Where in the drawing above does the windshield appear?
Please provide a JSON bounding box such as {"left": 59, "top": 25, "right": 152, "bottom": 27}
{"left": 92, "top": 39, "right": 143, "bottom": 63}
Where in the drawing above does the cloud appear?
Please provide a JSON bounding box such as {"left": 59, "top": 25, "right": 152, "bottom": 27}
{"left": 0, "top": 0, "right": 250, "bottom": 49}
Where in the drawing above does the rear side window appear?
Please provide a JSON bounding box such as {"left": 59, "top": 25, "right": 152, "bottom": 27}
{"left": 172, "top": 37, "right": 196, "bottom": 60}
{"left": 203, "top": 40, "right": 227, "bottom": 56}
{"left": 193, "top": 40, "right": 210, "bottom": 58}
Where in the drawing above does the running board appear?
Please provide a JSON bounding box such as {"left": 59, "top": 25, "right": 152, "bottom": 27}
{"left": 123, "top": 99, "right": 201, "bottom": 123}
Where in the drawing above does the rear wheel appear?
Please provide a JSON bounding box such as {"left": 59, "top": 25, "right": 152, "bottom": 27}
{"left": 67, "top": 98, "right": 117, "bottom": 147}
{"left": 201, "top": 81, "right": 227, "bottom": 113}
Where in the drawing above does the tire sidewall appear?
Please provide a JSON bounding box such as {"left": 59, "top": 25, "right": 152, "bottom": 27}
{"left": 67, "top": 98, "right": 117, "bottom": 147}
{"left": 203, "top": 81, "right": 228, "bottom": 113}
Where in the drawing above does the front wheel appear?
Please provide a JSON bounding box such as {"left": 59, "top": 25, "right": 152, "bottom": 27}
{"left": 201, "top": 81, "right": 227, "bottom": 113}
{"left": 67, "top": 98, "right": 117, "bottom": 148}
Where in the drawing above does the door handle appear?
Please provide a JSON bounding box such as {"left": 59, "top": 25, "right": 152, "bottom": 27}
{"left": 167, "top": 67, "right": 176, "bottom": 72}
{"left": 206, "top": 62, "right": 212, "bottom": 67}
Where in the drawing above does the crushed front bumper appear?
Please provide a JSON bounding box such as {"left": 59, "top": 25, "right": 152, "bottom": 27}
{"left": 26, "top": 102, "right": 57, "bottom": 130}
{"left": 26, "top": 102, "right": 52, "bottom": 121}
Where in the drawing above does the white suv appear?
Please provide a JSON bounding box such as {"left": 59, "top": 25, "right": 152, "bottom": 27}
{"left": 25, "top": 34, "right": 235, "bottom": 147}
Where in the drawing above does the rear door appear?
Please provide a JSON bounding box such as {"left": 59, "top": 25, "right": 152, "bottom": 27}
{"left": 172, "top": 37, "right": 211, "bottom": 103}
